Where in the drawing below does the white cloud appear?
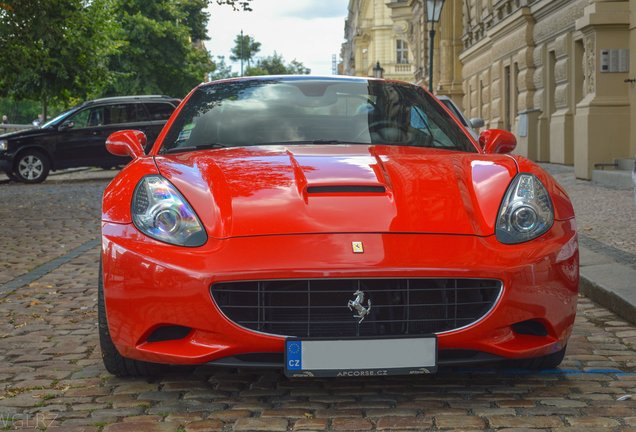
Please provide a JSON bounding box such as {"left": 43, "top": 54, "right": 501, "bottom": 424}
{"left": 281, "top": 0, "right": 349, "bottom": 19}
{"left": 205, "top": 0, "right": 348, "bottom": 75}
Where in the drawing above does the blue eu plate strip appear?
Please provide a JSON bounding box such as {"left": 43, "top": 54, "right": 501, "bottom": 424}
{"left": 287, "top": 341, "right": 302, "bottom": 370}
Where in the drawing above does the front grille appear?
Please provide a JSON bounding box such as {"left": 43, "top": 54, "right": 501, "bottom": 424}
{"left": 211, "top": 278, "right": 502, "bottom": 338}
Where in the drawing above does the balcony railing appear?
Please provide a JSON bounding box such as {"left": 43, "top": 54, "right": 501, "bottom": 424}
{"left": 394, "top": 63, "right": 413, "bottom": 73}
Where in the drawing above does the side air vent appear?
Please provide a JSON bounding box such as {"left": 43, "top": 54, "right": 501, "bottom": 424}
{"left": 146, "top": 325, "right": 191, "bottom": 342}
{"left": 307, "top": 185, "right": 386, "bottom": 194}
{"left": 512, "top": 320, "right": 549, "bottom": 337}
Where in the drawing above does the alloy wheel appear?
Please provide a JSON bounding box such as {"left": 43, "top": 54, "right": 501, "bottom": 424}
{"left": 14, "top": 151, "right": 50, "bottom": 183}
{"left": 18, "top": 155, "right": 44, "bottom": 180}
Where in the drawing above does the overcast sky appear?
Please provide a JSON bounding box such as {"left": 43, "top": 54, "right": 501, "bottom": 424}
{"left": 205, "top": 0, "right": 349, "bottom": 76}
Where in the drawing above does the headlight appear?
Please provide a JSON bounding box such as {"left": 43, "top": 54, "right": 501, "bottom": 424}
{"left": 496, "top": 173, "right": 554, "bottom": 244}
{"left": 132, "top": 175, "right": 207, "bottom": 247}
{"left": 0, "top": 140, "right": 7, "bottom": 152}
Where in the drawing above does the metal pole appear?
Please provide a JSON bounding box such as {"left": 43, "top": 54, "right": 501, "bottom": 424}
{"left": 240, "top": 29, "right": 244, "bottom": 76}
{"left": 428, "top": 25, "right": 436, "bottom": 93}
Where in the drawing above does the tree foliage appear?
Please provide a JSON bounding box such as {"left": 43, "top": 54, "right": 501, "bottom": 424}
{"left": 230, "top": 33, "right": 261, "bottom": 67}
{"left": 245, "top": 52, "right": 311, "bottom": 76}
{"left": 103, "top": 0, "right": 214, "bottom": 98}
{"left": 209, "top": 56, "right": 237, "bottom": 81}
{"left": 0, "top": 0, "right": 119, "bottom": 118}
{"left": 0, "top": 0, "right": 320, "bottom": 119}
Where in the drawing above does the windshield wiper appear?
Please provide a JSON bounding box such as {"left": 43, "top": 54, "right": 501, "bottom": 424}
{"left": 161, "top": 143, "right": 227, "bottom": 154}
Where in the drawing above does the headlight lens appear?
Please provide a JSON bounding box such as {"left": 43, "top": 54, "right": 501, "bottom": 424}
{"left": 0, "top": 140, "right": 7, "bottom": 152}
{"left": 496, "top": 173, "right": 554, "bottom": 244}
{"left": 132, "top": 175, "right": 207, "bottom": 247}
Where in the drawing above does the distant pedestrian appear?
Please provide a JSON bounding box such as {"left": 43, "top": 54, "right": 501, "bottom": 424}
{"left": 1, "top": 114, "right": 8, "bottom": 132}
{"left": 32, "top": 114, "right": 44, "bottom": 127}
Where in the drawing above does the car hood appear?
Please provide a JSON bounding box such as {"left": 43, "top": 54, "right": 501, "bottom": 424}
{"left": 0, "top": 127, "right": 49, "bottom": 140}
{"left": 154, "top": 145, "right": 518, "bottom": 239}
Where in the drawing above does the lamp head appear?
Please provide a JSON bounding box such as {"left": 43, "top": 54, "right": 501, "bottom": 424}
{"left": 426, "top": 0, "right": 445, "bottom": 23}
{"left": 373, "top": 61, "right": 384, "bottom": 78}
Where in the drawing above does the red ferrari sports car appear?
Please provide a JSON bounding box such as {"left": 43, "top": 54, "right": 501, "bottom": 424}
{"left": 100, "top": 76, "right": 578, "bottom": 377}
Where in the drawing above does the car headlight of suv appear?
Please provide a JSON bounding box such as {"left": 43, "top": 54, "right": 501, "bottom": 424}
{"left": 132, "top": 175, "right": 207, "bottom": 247}
{"left": 0, "top": 140, "right": 7, "bottom": 152}
{"left": 496, "top": 173, "right": 554, "bottom": 244}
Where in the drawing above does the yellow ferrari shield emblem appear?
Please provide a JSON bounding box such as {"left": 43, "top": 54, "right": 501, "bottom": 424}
{"left": 352, "top": 241, "right": 364, "bottom": 253}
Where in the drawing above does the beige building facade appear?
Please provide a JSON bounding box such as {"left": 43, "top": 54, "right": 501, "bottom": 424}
{"left": 343, "top": 0, "right": 636, "bottom": 179}
{"left": 462, "top": 0, "right": 632, "bottom": 179}
{"left": 342, "top": 0, "right": 417, "bottom": 81}
{"left": 385, "top": 0, "right": 465, "bottom": 104}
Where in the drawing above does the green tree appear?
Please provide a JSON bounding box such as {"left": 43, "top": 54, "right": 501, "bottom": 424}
{"left": 230, "top": 33, "right": 261, "bottom": 68}
{"left": 181, "top": 0, "right": 211, "bottom": 42}
{"left": 209, "top": 56, "right": 237, "bottom": 81}
{"left": 0, "top": 0, "right": 120, "bottom": 119}
{"left": 105, "top": 0, "right": 214, "bottom": 98}
{"left": 0, "top": 97, "right": 42, "bottom": 124}
{"left": 0, "top": 0, "right": 254, "bottom": 115}
{"left": 245, "top": 52, "right": 311, "bottom": 76}
{"left": 287, "top": 59, "right": 311, "bottom": 75}
{"left": 244, "top": 66, "right": 268, "bottom": 77}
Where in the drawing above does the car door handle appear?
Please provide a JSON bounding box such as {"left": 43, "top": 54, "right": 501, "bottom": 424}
{"left": 92, "top": 131, "right": 100, "bottom": 136}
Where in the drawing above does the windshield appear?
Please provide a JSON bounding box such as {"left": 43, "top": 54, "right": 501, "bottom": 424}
{"left": 41, "top": 107, "right": 79, "bottom": 128}
{"left": 160, "top": 78, "right": 476, "bottom": 154}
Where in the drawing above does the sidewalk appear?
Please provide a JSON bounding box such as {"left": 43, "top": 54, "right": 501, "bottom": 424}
{"left": 540, "top": 163, "right": 636, "bottom": 326}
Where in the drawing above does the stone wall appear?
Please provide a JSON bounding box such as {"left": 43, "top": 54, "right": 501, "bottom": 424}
{"left": 461, "top": 0, "right": 631, "bottom": 179}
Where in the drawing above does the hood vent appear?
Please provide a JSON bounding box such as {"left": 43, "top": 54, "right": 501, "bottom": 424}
{"left": 307, "top": 185, "right": 386, "bottom": 194}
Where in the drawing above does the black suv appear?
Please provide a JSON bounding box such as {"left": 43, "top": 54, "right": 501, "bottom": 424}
{"left": 0, "top": 95, "right": 180, "bottom": 183}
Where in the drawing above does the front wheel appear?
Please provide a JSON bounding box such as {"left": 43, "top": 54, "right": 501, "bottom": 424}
{"left": 98, "top": 260, "right": 166, "bottom": 377}
{"left": 14, "top": 150, "right": 50, "bottom": 183}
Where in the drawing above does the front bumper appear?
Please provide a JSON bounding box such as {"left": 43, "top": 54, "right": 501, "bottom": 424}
{"left": 101, "top": 219, "right": 579, "bottom": 366}
{"left": 0, "top": 157, "right": 11, "bottom": 172}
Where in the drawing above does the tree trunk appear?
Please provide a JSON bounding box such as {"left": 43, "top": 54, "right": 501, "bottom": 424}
{"left": 41, "top": 96, "right": 48, "bottom": 123}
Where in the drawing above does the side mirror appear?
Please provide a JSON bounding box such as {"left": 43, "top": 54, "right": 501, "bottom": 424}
{"left": 59, "top": 121, "right": 74, "bottom": 131}
{"left": 479, "top": 129, "right": 517, "bottom": 154}
{"left": 106, "top": 130, "right": 146, "bottom": 159}
{"left": 469, "top": 118, "right": 485, "bottom": 129}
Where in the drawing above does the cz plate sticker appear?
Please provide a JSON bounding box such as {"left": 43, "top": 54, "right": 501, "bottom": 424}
{"left": 286, "top": 340, "right": 302, "bottom": 370}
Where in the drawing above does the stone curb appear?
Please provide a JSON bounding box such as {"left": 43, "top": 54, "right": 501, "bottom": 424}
{"left": 579, "top": 245, "right": 636, "bottom": 326}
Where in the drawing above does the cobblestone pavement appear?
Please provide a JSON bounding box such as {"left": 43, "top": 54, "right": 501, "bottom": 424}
{"left": 2, "top": 171, "right": 636, "bottom": 431}
{"left": 0, "top": 180, "right": 106, "bottom": 286}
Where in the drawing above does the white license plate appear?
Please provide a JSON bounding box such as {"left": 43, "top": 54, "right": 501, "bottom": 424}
{"left": 284, "top": 337, "right": 437, "bottom": 377}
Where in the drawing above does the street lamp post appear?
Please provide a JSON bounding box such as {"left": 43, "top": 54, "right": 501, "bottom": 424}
{"left": 426, "top": 0, "right": 445, "bottom": 92}
{"left": 240, "top": 29, "right": 244, "bottom": 76}
{"left": 373, "top": 61, "right": 384, "bottom": 79}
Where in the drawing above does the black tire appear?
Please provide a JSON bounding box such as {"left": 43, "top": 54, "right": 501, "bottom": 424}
{"left": 13, "top": 150, "right": 50, "bottom": 183}
{"left": 509, "top": 346, "right": 567, "bottom": 370}
{"left": 98, "top": 260, "right": 166, "bottom": 377}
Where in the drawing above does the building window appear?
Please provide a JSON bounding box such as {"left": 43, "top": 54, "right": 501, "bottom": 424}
{"left": 397, "top": 40, "right": 409, "bottom": 64}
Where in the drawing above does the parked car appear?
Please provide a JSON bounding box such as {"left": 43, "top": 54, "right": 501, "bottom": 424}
{"left": 99, "top": 76, "right": 578, "bottom": 377}
{"left": 437, "top": 95, "right": 484, "bottom": 140}
{"left": 0, "top": 95, "right": 180, "bottom": 183}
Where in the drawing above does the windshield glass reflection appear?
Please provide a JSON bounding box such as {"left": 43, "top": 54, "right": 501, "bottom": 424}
{"left": 161, "top": 78, "right": 476, "bottom": 154}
